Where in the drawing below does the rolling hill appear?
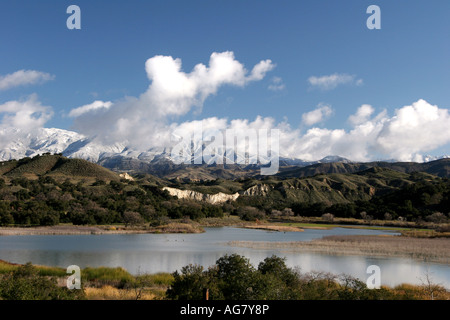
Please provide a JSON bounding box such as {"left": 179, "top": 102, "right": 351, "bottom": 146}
{"left": 0, "top": 154, "right": 121, "bottom": 182}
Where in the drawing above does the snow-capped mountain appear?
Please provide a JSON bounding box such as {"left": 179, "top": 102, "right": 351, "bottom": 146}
{"left": 0, "top": 128, "right": 82, "bottom": 161}
{"left": 0, "top": 127, "right": 191, "bottom": 165}
{"left": 0, "top": 127, "right": 448, "bottom": 168}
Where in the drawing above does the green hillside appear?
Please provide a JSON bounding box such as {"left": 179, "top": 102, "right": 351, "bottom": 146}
{"left": 0, "top": 154, "right": 120, "bottom": 181}
{"left": 0, "top": 155, "right": 448, "bottom": 228}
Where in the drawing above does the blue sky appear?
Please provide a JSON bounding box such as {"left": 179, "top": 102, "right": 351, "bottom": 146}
{"left": 1, "top": 0, "right": 449, "bottom": 161}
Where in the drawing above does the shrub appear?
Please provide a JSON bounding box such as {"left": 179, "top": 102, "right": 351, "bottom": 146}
{"left": 236, "top": 206, "right": 266, "bottom": 221}
{"left": 123, "top": 211, "right": 145, "bottom": 227}
{"left": 426, "top": 212, "right": 447, "bottom": 224}
{"left": 0, "top": 262, "right": 85, "bottom": 300}
{"left": 321, "top": 213, "right": 335, "bottom": 222}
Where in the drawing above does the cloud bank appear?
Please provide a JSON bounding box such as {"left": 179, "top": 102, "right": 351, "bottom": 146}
{"left": 1, "top": 53, "right": 449, "bottom": 163}
{"left": 162, "top": 98, "right": 450, "bottom": 163}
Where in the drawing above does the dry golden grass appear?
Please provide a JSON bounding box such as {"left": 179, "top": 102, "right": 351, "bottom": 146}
{"left": 393, "top": 283, "right": 450, "bottom": 300}
{"left": 84, "top": 285, "right": 157, "bottom": 300}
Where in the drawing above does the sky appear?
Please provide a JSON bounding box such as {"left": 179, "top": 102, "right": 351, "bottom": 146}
{"left": 0, "top": 0, "right": 449, "bottom": 162}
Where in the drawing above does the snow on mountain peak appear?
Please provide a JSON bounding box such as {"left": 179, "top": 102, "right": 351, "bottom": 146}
{"left": 0, "top": 127, "right": 448, "bottom": 166}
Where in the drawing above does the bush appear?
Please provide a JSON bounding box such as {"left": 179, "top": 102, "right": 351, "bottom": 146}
{"left": 321, "top": 213, "right": 335, "bottom": 222}
{"left": 236, "top": 206, "right": 266, "bottom": 221}
{"left": 426, "top": 212, "right": 447, "bottom": 224}
{"left": 123, "top": 211, "right": 145, "bottom": 226}
{"left": 0, "top": 262, "right": 85, "bottom": 300}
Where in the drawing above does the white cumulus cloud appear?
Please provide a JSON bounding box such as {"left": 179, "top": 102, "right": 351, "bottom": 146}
{"left": 348, "top": 104, "right": 375, "bottom": 125}
{"left": 0, "top": 94, "right": 53, "bottom": 131}
{"left": 268, "top": 77, "right": 285, "bottom": 91}
{"left": 375, "top": 99, "right": 450, "bottom": 161}
{"left": 308, "top": 73, "right": 362, "bottom": 91}
{"left": 71, "top": 51, "right": 275, "bottom": 148}
{"left": 301, "top": 104, "right": 333, "bottom": 126}
{"left": 68, "top": 100, "right": 113, "bottom": 118}
{"left": 0, "top": 70, "right": 55, "bottom": 91}
{"left": 0, "top": 94, "right": 54, "bottom": 149}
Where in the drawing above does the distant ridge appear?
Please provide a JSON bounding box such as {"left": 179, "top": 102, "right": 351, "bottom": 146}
{"left": 275, "top": 158, "right": 450, "bottom": 179}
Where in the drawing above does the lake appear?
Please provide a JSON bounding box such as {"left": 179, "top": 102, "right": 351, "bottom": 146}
{"left": 0, "top": 226, "right": 449, "bottom": 288}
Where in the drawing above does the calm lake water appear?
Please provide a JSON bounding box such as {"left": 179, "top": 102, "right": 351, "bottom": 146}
{"left": 0, "top": 226, "right": 449, "bottom": 288}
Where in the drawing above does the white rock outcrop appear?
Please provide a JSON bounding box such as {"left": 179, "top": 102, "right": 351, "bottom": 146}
{"left": 241, "top": 184, "right": 271, "bottom": 196}
{"left": 119, "top": 172, "right": 134, "bottom": 181}
{"left": 163, "top": 187, "right": 240, "bottom": 204}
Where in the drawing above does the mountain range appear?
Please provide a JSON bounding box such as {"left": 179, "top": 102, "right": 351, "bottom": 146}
{"left": 0, "top": 127, "right": 449, "bottom": 180}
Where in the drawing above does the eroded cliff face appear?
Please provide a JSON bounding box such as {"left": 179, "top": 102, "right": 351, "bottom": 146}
{"left": 162, "top": 187, "right": 240, "bottom": 204}
{"left": 162, "top": 183, "right": 272, "bottom": 204}
{"left": 241, "top": 184, "right": 272, "bottom": 196}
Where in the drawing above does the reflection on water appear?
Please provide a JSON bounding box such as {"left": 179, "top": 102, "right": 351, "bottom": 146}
{"left": 0, "top": 227, "right": 448, "bottom": 288}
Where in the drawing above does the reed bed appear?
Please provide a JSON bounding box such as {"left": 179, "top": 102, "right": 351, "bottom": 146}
{"left": 228, "top": 235, "right": 450, "bottom": 264}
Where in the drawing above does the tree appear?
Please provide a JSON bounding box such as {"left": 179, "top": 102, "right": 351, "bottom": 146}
{"left": 257, "top": 255, "right": 302, "bottom": 299}
{"left": 235, "top": 206, "right": 265, "bottom": 221}
{"left": 215, "top": 254, "right": 257, "bottom": 299}
{"left": 166, "top": 264, "right": 222, "bottom": 300}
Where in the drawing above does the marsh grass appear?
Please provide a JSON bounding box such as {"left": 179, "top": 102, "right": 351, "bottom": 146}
{"left": 228, "top": 235, "right": 450, "bottom": 264}
{"left": 82, "top": 266, "right": 135, "bottom": 287}
{"left": 0, "top": 260, "right": 19, "bottom": 274}
{"left": 0, "top": 259, "right": 67, "bottom": 277}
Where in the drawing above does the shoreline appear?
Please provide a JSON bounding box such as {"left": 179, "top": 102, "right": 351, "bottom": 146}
{"left": 0, "top": 223, "right": 204, "bottom": 236}
{"left": 0, "top": 222, "right": 391, "bottom": 236}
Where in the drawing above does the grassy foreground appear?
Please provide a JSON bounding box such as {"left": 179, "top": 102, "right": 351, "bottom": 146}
{"left": 0, "top": 257, "right": 449, "bottom": 300}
